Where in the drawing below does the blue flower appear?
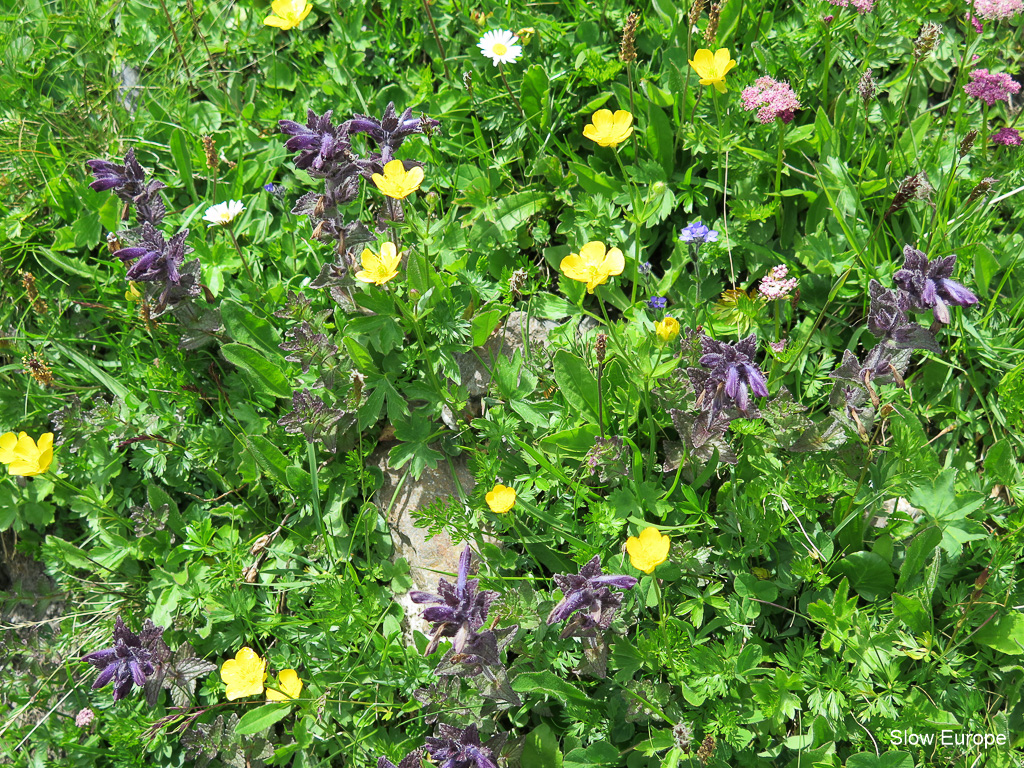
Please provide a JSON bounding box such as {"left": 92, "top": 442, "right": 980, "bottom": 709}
{"left": 638, "top": 261, "right": 653, "bottom": 276}
{"left": 679, "top": 220, "right": 719, "bottom": 245}
{"left": 81, "top": 616, "right": 166, "bottom": 702}
{"left": 647, "top": 296, "right": 668, "bottom": 310}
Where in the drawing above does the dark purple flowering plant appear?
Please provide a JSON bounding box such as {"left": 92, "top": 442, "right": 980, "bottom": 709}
{"left": 81, "top": 616, "right": 166, "bottom": 702}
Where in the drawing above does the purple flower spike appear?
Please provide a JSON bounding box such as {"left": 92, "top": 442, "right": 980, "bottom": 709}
{"left": 893, "top": 245, "right": 979, "bottom": 325}
{"left": 425, "top": 724, "right": 499, "bottom": 768}
{"left": 679, "top": 221, "right": 719, "bottom": 245}
{"left": 547, "top": 555, "right": 637, "bottom": 637}
{"left": 81, "top": 616, "right": 165, "bottom": 702}
{"left": 346, "top": 102, "right": 440, "bottom": 166}
{"left": 409, "top": 545, "right": 499, "bottom": 655}
{"left": 377, "top": 751, "right": 424, "bottom": 768}
{"left": 691, "top": 334, "right": 769, "bottom": 416}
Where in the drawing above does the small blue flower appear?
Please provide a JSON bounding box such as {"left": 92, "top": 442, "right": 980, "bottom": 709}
{"left": 679, "top": 221, "right": 719, "bottom": 245}
{"left": 647, "top": 296, "right": 668, "bottom": 310}
{"left": 638, "top": 261, "right": 653, "bottom": 276}
{"left": 263, "top": 183, "right": 285, "bottom": 197}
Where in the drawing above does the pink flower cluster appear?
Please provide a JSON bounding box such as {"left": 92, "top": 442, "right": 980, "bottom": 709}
{"left": 963, "top": 69, "right": 1021, "bottom": 106}
{"left": 741, "top": 77, "right": 801, "bottom": 124}
{"left": 973, "top": 0, "right": 1022, "bottom": 20}
{"left": 759, "top": 265, "right": 798, "bottom": 300}
{"left": 991, "top": 127, "right": 1022, "bottom": 146}
{"left": 826, "top": 0, "right": 876, "bottom": 13}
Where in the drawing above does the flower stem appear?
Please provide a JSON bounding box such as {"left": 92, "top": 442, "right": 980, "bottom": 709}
{"left": 498, "top": 64, "right": 525, "bottom": 117}
{"left": 422, "top": 0, "right": 451, "bottom": 80}
{"left": 307, "top": 441, "right": 334, "bottom": 567}
{"left": 774, "top": 120, "right": 787, "bottom": 232}
{"left": 226, "top": 225, "right": 254, "bottom": 281}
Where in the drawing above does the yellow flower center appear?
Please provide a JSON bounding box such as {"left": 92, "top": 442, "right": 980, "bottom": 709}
{"left": 493, "top": 43, "right": 507, "bottom": 55}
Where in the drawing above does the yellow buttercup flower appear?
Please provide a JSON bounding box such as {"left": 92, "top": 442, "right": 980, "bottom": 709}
{"left": 0, "top": 432, "right": 54, "bottom": 477}
{"left": 372, "top": 159, "right": 424, "bottom": 200}
{"left": 626, "top": 527, "right": 670, "bottom": 574}
{"left": 655, "top": 317, "right": 680, "bottom": 343}
{"left": 559, "top": 241, "right": 626, "bottom": 294}
{"left": 266, "top": 669, "right": 303, "bottom": 701}
{"left": 220, "top": 647, "right": 267, "bottom": 700}
{"left": 486, "top": 484, "right": 516, "bottom": 514}
{"left": 688, "top": 48, "right": 737, "bottom": 94}
{"left": 264, "top": 0, "right": 312, "bottom": 30}
{"left": 355, "top": 242, "right": 401, "bottom": 286}
{"left": 125, "top": 282, "right": 142, "bottom": 302}
{"left": 583, "top": 109, "right": 634, "bottom": 147}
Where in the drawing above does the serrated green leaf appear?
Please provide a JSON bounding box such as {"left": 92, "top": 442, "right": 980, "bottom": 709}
{"left": 222, "top": 343, "right": 291, "bottom": 398}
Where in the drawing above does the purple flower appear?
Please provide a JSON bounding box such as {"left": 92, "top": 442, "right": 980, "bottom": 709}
{"left": 893, "top": 245, "right": 979, "bottom": 325}
{"left": 409, "top": 546, "right": 499, "bottom": 655}
{"left": 638, "top": 261, "right": 653, "bottom": 276}
{"left": 86, "top": 148, "right": 167, "bottom": 226}
{"left": 425, "top": 724, "right": 499, "bottom": 768}
{"left": 973, "top": 0, "right": 1022, "bottom": 21}
{"left": 278, "top": 109, "right": 354, "bottom": 176}
{"left": 689, "top": 333, "right": 769, "bottom": 415}
{"left": 81, "top": 617, "right": 165, "bottom": 702}
{"left": 963, "top": 69, "right": 1021, "bottom": 106}
{"left": 679, "top": 221, "right": 719, "bottom": 245}
{"left": 546, "top": 556, "right": 637, "bottom": 637}
{"left": 346, "top": 102, "right": 440, "bottom": 166}
{"left": 991, "top": 127, "right": 1022, "bottom": 146}
{"left": 647, "top": 296, "right": 668, "bottom": 310}
{"left": 741, "top": 77, "right": 801, "bottom": 124}
{"left": 377, "top": 751, "right": 424, "bottom": 768}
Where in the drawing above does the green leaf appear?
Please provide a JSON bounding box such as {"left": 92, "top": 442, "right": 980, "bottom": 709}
{"left": 552, "top": 350, "right": 600, "bottom": 423}
{"left": 487, "top": 190, "right": 551, "bottom": 235}
{"left": 511, "top": 671, "right": 590, "bottom": 703}
{"left": 265, "top": 58, "right": 298, "bottom": 90}
{"left": 974, "top": 612, "right": 1024, "bottom": 655}
{"left": 222, "top": 343, "right": 292, "bottom": 399}
{"left": 734, "top": 572, "right": 779, "bottom": 602}
{"left": 530, "top": 292, "right": 575, "bottom": 320}
{"left": 539, "top": 424, "right": 601, "bottom": 456}
{"left": 221, "top": 299, "right": 283, "bottom": 360}
{"left": 234, "top": 703, "right": 292, "bottom": 735}
{"left": 563, "top": 742, "right": 620, "bottom": 768}
{"left": 243, "top": 434, "right": 291, "bottom": 489}
{"left": 471, "top": 309, "right": 506, "bottom": 347}
{"left": 892, "top": 593, "right": 930, "bottom": 634}
{"left": 646, "top": 104, "right": 674, "bottom": 177}
{"left": 521, "top": 65, "right": 550, "bottom": 128}
{"left": 898, "top": 526, "right": 942, "bottom": 590}
{"left": 169, "top": 129, "right": 196, "bottom": 202}
{"left": 909, "top": 469, "right": 988, "bottom": 557}
{"left": 837, "top": 551, "right": 894, "bottom": 602}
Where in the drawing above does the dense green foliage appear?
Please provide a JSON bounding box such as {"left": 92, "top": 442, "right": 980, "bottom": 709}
{"left": 2, "top": 1, "right": 1023, "bottom": 767}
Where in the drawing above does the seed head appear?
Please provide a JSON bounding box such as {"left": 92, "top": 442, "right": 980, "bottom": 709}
{"left": 704, "top": 0, "right": 725, "bottom": 44}
{"left": 858, "top": 69, "right": 876, "bottom": 104}
{"left": 965, "top": 177, "right": 997, "bottom": 206}
{"left": 697, "top": 735, "right": 716, "bottom": 765}
{"left": 688, "top": 0, "right": 706, "bottom": 26}
{"left": 959, "top": 129, "right": 979, "bottom": 157}
{"left": 23, "top": 353, "right": 55, "bottom": 387}
{"left": 619, "top": 11, "right": 640, "bottom": 63}
{"left": 201, "top": 135, "right": 218, "bottom": 170}
{"left": 596, "top": 333, "right": 607, "bottom": 364}
{"left": 913, "top": 22, "right": 941, "bottom": 62}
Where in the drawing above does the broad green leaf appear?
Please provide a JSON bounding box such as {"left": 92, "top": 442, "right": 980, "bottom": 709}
{"left": 222, "top": 343, "right": 291, "bottom": 398}
{"left": 235, "top": 703, "right": 292, "bottom": 735}
{"left": 221, "top": 299, "right": 283, "bottom": 360}
{"left": 521, "top": 65, "right": 550, "bottom": 128}
{"left": 169, "top": 128, "right": 196, "bottom": 201}
{"left": 563, "top": 742, "right": 620, "bottom": 768}
{"left": 646, "top": 104, "right": 674, "bottom": 177}
{"left": 892, "top": 594, "right": 930, "bottom": 634}
{"left": 837, "top": 551, "right": 894, "bottom": 602}
{"left": 974, "top": 612, "right": 1024, "bottom": 655}
{"left": 511, "top": 671, "right": 590, "bottom": 703}
{"left": 552, "top": 350, "right": 600, "bottom": 423}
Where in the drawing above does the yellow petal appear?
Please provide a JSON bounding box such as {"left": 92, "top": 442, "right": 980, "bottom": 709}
{"left": 592, "top": 108, "right": 614, "bottom": 129}
{"left": 267, "top": 668, "right": 303, "bottom": 701}
{"left": 601, "top": 247, "right": 625, "bottom": 276}
{"left": 263, "top": 14, "right": 294, "bottom": 28}
{"left": 579, "top": 241, "right": 608, "bottom": 264}
{"left": 714, "top": 48, "right": 732, "bottom": 71}
{"left": 0, "top": 432, "right": 24, "bottom": 464}
{"left": 486, "top": 484, "right": 516, "bottom": 514}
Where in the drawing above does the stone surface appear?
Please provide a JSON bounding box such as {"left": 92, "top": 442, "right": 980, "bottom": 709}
{"left": 371, "top": 446, "right": 475, "bottom": 640}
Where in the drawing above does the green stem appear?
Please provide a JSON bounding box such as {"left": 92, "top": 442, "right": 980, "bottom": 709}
{"left": 392, "top": 286, "right": 451, "bottom": 410}
{"left": 610, "top": 147, "right": 642, "bottom": 307}
{"left": 226, "top": 225, "right": 254, "bottom": 281}
{"left": 498, "top": 64, "right": 525, "bottom": 117}
{"left": 775, "top": 120, "right": 787, "bottom": 233}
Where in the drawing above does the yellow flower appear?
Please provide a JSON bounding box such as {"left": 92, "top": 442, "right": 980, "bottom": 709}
{"left": 372, "top": 159, "right": 424, "bottom": 200}
{"left": 560, "top": 241, "right": 626, "bottom": 294}
{"left": 486, "top": 484, "right": 516, "bottom": 514}
{"left": 0, "top": 432, "right": 54, "bottom": 477}
{"left": 266, "top": 669, "right": 303, "bottom": 701}
{"left": 655, "top": 317, "right": 680, "bottom": 343}
{"left": 264, "top": 0, "right": 312, "bottom": 30}
{"left": 626, "top": 527, "right": 670, "bottom": 574}
{"left": 583, "top": 109, "right": 634, "bottom": 147}
{"left": 220, "top": 647, "right": 266, "bottom": 700}
{"left": 688, "top": 48, "right": 737, "bottom": 94}
{"left": 355, "top": 242, "right": 401, "bottom": 286}
{"left": 125, "top": 282, "right": 142, "bottom": 302}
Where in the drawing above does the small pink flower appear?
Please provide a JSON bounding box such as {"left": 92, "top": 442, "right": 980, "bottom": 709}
{"left": 759, "top": 265, "right": 798, "bottom": 300}
{"left": 966, "top": 11, "right": 984, "bottom": 31}
{"left": 963, "top": 69, "right": 1021, "bottom": 106}
{"left": 825, "top": 0, "right": 874, "bottom": 12}
{"left": 741, "top": 77, "right": 801, "bottom": 124}
{"left": 973, "top": 0, "right": 1022, "bottom": 20}
{"left": 76, "top": 708, "right": 94, "bottom": 728}
{"left": 991, "top": 127, "right": 1022, "bottom": 146}
{"left": 770, "top": 339, "right": 788, "bottom": 353}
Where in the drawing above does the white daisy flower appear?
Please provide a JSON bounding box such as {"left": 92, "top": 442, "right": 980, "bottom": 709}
{"left": 478, "top": 30, "right": 522, "bottom": 67}
{"left": 203, "top": 200, "right": 245, "bottom": 226}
